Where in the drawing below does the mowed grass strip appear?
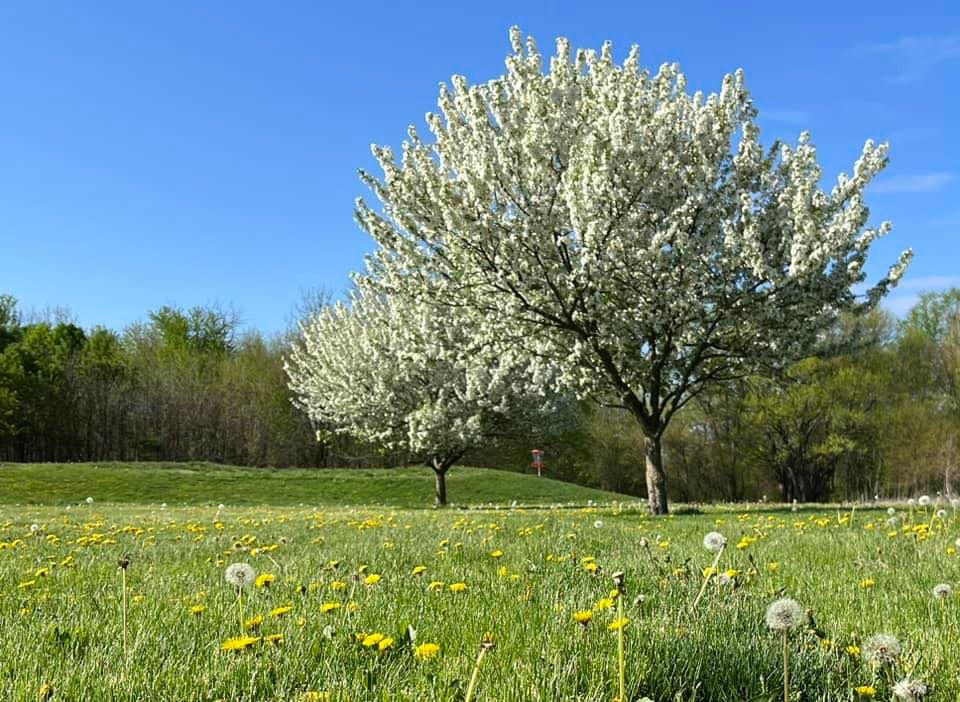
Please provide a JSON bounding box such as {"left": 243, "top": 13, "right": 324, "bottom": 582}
{"left": 1, "top": 462, "right": 633, "bottom": 508}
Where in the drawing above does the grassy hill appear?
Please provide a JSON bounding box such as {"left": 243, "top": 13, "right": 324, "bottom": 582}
{"left": 0, "top": 461, "right": 634, "bottom": 508}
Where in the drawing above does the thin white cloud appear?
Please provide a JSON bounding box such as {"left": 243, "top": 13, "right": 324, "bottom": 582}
{"left": 854, "top": 34, "right": 960, "bottom": 83}
{"left": 896, "top": 275, "right": 960, "bottom": 291}
{"left": 882, "top": 293, "right": 920, "bottom": 317}
{"left": 872, "top": 173, "right": 955, "bottom": 194}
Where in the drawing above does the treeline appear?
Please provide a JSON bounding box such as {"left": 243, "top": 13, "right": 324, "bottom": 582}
{"left": 482, "top": 290, "right": 958, "bottom": 503}
{"left": 0, "top": 295, "right": 385, "bottom": 467}
{"left": 1, "top": 290, "right": 958, "bottom": 502}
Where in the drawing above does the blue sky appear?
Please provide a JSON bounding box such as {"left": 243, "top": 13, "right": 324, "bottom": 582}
{"left": 1, "top": 2, "right": 957, "bottom": 335}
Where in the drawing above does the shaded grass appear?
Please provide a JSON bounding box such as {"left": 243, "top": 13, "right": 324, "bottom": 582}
{"left": 1, "top": 462, "right": 633, "bottom": 508}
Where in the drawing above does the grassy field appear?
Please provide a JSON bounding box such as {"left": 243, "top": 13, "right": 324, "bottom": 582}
{"left": 2, "top": 466, "right": 958, "bottom": 700}
{"left": 0, "top": 462, "right": 630, "bottom": 508}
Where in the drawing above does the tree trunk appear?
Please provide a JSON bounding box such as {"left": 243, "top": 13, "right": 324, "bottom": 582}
{"left": 434, "top": 466, "right": 448, "bottom": 507}
{"left": 644, "top": 434, "right": 668, "bottom": 515}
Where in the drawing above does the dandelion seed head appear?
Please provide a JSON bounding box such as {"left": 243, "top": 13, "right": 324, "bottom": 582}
{"left": 765, "top": 598, "right": 804, "bottom": 631}
{"left": 936, "top": 509, "right": 946, "bottom": 519}
{"left": 862, "top": 633, "right": 902, "bottom": 665}
{"left": 887, "top": 507, "right": 896, "bottom": 515}
{"left": 932, "top": 583, "right": 953, "bottom": 599}
{"left": 703, "top": 531, "right": 727, "bottom": 553}
{"left": 85, "top": 497, "right": 94, "bottom": 505}
{"left": 918, "top": 495, "right": 931, "bottom": 507}
{"left": 593, "top": 520, "right": 604, "bottom": 529}
{"left": 225, "top": 562, "right": 256, "bottom": 588}
{"left": 30, "top": 524, "right": 39, "bottom": 533}
{"left": 893, "top": 677, "right": 929, "bottom": 700}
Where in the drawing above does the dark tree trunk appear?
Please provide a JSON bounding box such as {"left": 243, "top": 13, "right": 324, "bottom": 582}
{"left": 644, "top": 434, "right": 668, "bottom": 515}
{"left": 433, "top": 466, "right": 448, "bottom": 507}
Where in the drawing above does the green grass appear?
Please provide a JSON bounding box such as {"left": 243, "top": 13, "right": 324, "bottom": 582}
{"left": 3, "top": 499, "right": 958, "bottom": 701}
{"left": 0, "top": 462, "right": 632, "bottom": 508}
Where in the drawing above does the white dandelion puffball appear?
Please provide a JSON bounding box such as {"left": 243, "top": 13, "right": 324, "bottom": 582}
{"left": 893, "top": 677, "right": 929, "bottom": 701}
{"left": 717, "top": 572, "right": 733, "bottom": 587}
{"left": 86, "top": 497, "right": 94, "bottom": 505}
{"left": 918, "top": 495, "right": 931, "bottom": 506}
{"left": 887, "top": 507, "right": 896, "bottom": 515}
{"left": 936, "top": 509, "right": 946, "bottom": 519}
{"left": 955, "top": 537, "right": 960, "bottom": 549}
{"left": 862, "top": 633, "right": 902, "bottom": 665}
{"left": 218, "top": 503, "right": 225, "bottom": 510}
{"left": 932, "top": 583, "right": 953, "bottom": 599}
{"left": 886, "top": 517, "right": 898, "bottom": 527}
{"left": 765, "top": 598, "right": 804, "bottom": 631}
{"left": 703, "top": 531, "right": 727, "bottom": 553}
{"left": 908, "top": 498, "right": 916, "bottom": 506}
{"left": 225, "top": 562, "right": 256, "bottom": 588}
{"left": 593, "top": 520, "right": 604, "bottom": 529}
{"left": 30, "top": 523, "right": 40, "bottom": 533}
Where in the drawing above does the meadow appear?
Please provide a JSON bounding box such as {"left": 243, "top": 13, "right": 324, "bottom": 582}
{"left": 2, "top": 465, "right": 958, "bottom": 701}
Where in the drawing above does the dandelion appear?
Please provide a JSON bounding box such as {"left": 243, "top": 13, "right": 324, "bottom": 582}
{"left": 225, "top": 562, "right": 256, "bottom": 632}
{"left": 271, "top": 605, "right": 292, "bottom": 618}
{"left": 703, "top": 531, "right": 727, "bottom": 553}
{"left": 887, "top": 507, "right": 896, "bottom": 515}
{"left": 265, "top": 633, "right": 284, "bottom": 646}
{"left": 464, "top": 634, "right": 495, "bottom": 702}
{"left": 411, "top": 565, "right": 426, "bottom": 576}
{"left": 364, "top": 573, "right": 381, "bottom": 586}
{"left": 361, "top": 633, "right": 385, "bottom": 647}
{"left": 918, "top": 495, "right": 931, "bottom": 507}
{"left": 225, "top": 563, "right": 256, "bottom": 589}
{"left": 255, "top": 573, "right": 275, "bottom": 588}
{"left": 892, "top": 677, "right": 929, "bottom": 701}
{"left": 449, "top": 582, "right": 468, "bottom": 593}
{"left": 86, "top": 497, "right": 94, "bottom": 505}
{"left": 693, "top": 532, "right": 726, "bottom": 610}
{"left": 855, "top": 685, "right": 876, "bottom": 698}
{"left": 607, "top": 617, "right": 629, "bottom": 631}
{"left": 860, "top": 578, "right": 876, "bottom": 589}
{"left": 862, "top": 634, "right": 901, "bottom": 666}
{"left": 932, "top": 583, "right": 952, "bottom": 599}
{"left": 593, "top": 520, "right": 604, "bottom": 529}
{"left": 38, "top": 683, "right": 54, "bottom": 701}
{"left": 320, "top": 602, "right": 341, "bottom": 614}
{"left": 936, "top": 509, "right": 946, "bottom": 519}
{"left": 221, "top": 635, "right": 260, "bottom": 652}
{"left": 244, "top": 615, "right": 263, "bottom": 630}
{"left": 190, "top": 604, "right": 206, "bottom": 616}
{"left": 573, "top": 610, "right": 593, "bottom": 626}
{"left": 766, "top": 598, "right": 804, "bottom": 702}
{"left": 415, "top": 642, "right": 440, "bottom": 659}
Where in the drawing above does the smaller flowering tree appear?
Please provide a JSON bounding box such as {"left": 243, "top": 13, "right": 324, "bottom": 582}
{"left": 286, "top": 285, "right": 567, "bottom": 506}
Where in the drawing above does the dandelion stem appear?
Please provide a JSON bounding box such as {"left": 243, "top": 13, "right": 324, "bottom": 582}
{"left": 121, "top": 567, "right": 128, "bottom": 660}
{"left": 464, "top": 645, "right": 489, "bottom": 702}
{"left": 238, "top": 588, "right": 244, "bottom": 634}
{"left": 691, "top": 545, "right": 724, "bottom": 611}
{"left": 782, "top": 631, "right": 789, "bottom": 702}
{"left": 617, "top": 593, "right": 626, "bottom": 702}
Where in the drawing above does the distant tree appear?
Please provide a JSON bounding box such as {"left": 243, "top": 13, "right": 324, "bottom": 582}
{"left": 356, "top": 28, "right": 911, "bottom": 512}
{"left": 286, "top": 285, "right": 568, "bottom": 505}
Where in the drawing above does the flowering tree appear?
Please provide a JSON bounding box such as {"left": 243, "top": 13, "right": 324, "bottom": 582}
{"left": 285, "top": 285, "right": 564, "bottom": 506}
{"left": 355, "top": 28, "right": 912, "bottom": 513}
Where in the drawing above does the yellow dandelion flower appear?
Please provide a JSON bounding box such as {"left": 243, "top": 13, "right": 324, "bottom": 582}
{"left": 449, "top": 582, "right": 468, "bottom": 593}
{"left": 573, "top": 610, "right": 593, "bottom": 625}
{"left": 362, "top": 632, "right": 385, "bottom": 648}
{"left": 608, "top": 617, "right": 630, "bottom": 631}
{"left": 860, "top": 578, "right": 875, "bottom": 589}
{"left": 255, "top": 573, "right": 275, "bottom": 588}
{"left": 415, "top": 642, "right": 440, "bottom": 659}
{"left": 490, "top": 549, "right": 504, "bottom": 558}
{"left": 583, "top": 561, "right": 599, "bottom": 573}
{"left": 364, "top": 574, "right": 381, "bottom": 586}
{"left": 330, "top": 580, "right": 347, "bottom": 591}
{"left": 298, "top": 693, "right": 331, "bottom": 702}
{"left": 244, "top": 615, "right": 263, "bottom": 630}
{"left": 189, "top": 604, "right": 206, "bottom": 616}
{"left": 377, "top": 636, "right": 395, "bottom": 651}
{"left": 846, "top": 645, "right": 861, "bottom": 657}
{"left": 854, "top": 685, "right": 876, "bottom": 697}
{"left": 497, "top": 566, "right": 509, "bottom": 577}
{"left": 38, "top": 683, "right": 54, "bottom": 701}
{"left": 221, "top": 635, "right": 260, "bottom": 651}
{"left": 428, "top": 581, "right": 445, "bottom": 592}
{"left": 271, "top": 605, "right": 293, "bottom": 618}
{"left": 265, "top": 633, "right": 283, "bottom": 645}
{"left": 411, "top": 565, "right": 427, "bottom": 576}
{"left": 595, "top": 598, "right": 614, "bottom": 611}
{"left": 767, "top": 561, "right": 780, "bottom": 572}
{"left": 320, "top": 602, "right": 341, "bottom": 614}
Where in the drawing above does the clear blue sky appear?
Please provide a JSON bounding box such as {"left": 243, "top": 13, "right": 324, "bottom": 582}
{"left": 1, "top": 2, "right": 958, "bottom": 335}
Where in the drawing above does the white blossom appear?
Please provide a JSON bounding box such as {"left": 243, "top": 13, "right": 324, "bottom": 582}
{"left": 765, "top": 598, "right": 804, "bottom": 631}
{"left": 703, "top": 531, "right": 727, "bottom": 553}
{"left": 225, "top": 562, "right": 256, "bottom": 589}
{"left": 862, "top": 634, "right": 902, "bottom": 665}
{"left": 355, "top": 28, "right": 910, "bottom": 514}
{"left": 893, "top": 677, "right": 929, "bottom": 701}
